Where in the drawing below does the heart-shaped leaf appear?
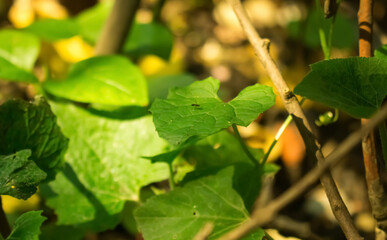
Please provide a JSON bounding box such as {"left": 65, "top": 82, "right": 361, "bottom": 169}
{"left": 150, "top": 77, "right": 275, "bottom": 145}
{"left": 135, "top": 167, "right": 265, "bottom": 240}
{"left": 294, "top": 57, "right": 387, "bottom": 118}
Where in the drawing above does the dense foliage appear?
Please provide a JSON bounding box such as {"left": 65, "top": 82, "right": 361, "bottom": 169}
{"left": 0, "top": 0, "right": 386, "bottom": 239}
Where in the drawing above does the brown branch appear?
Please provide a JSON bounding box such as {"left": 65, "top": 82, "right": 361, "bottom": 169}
{"left": 94, "top": 0, "right": 141, "bottom": 55}
{"left": 358, "top": 0, "right": 373, "bottom": 57}
{"left": 194, "top": 222, "right": 214, "bottom": 240}
{"left": 269, "top": 215, "right": 324, "bottom": 240}
{"left": 358, "top": 0, "right": 387, "bottom": 233}
{"left": 226, "top": 0, "right": 362, "bottom": 239}
{"left": 0, "top": 196, "right": 11, "bottom": 239}
{"left": 218, "top": 104, "right": 387, "bottom": 240}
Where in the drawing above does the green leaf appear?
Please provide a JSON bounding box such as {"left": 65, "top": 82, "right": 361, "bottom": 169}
{"left": 150, "top": 77, "right": 275, "bottom": 145}
{"left": 375, "top": 44, "right": 387, "bottom": 60}
{"left": 135, "top": 167, "right": 264, "bottom": 240}
{"left": 123, "top": 23, "right": 173, "bottom": 60}
{"left": 43, "top": 55, "right": 148, "bottom": 106}
{"left": 294, "top": 57, "right": 387, "bottom": 118}
{"left": 0, "top": 30, "right": 39, "bottom": 83}
{"left": 23, "top": 19, "right": 79, "bottom": 41}
{"left": 183, "top": 131, "right": 263, "bottom": 169}
{"left": 76, "top": 1, "right": 113, "bottom": 44}
{"left": 182, "top": 131, "right": 264, "bottom": 210}
{"left": 0, "top": 97, "right": 68, "bottom": 180}
{"left": 0, "top": 30, "right": 40, "bottom": 71}
{"left": 41, "top": 101, "right": 169, "bottom": 230}
{"left": 0, "top": 57, "right": 38, "bottom": 83}
{"left": 0, "top": 150, "right": 46, "bottom": 200}
{"left": 6, "top": 211, "right": 46, "bottom": 240}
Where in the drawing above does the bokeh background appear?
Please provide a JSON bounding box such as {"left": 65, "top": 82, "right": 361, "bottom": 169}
{"left": 0, "top": 0, "right": 386, "bottom": 239}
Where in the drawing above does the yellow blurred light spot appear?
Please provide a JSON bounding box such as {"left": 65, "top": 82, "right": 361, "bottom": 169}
{"left": 11, "top": 185, "right": 15, "bottom": 189}
{"left": 2, "top": 194, "right": 40, "bottom": 214}
{"left": 54, "top": 36, "right": 94, "bottom": 63}
{"left": 34, "top": 0, "right": 68, "bottom": 19}
{"left": 136, "top": 9, "right": 153, "bottom": 23}
{"left": 138, "top": 44, "right": 184, "bottom": 76}
{"left": 8, "top": 0, "right": 35, "bottom": 28}
{"left": 138, "top": 55, "right": 168, "bottom": 76}
{"left": 199, "top": 39, "right": 222, "bottom": 65}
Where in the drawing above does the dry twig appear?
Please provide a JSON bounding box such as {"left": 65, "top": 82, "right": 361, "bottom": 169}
{"left": 224, "top": 0, "right": 362, "bottom": 239}
{"left": 194, "top": 222, "right": 214, "bottom": 240}
{"left": 358, "top": 0, "right": 387, "bottom": 233}
{"left": 218, "top": 104, "right": 387, "bottom": 239}
{"left": 94, "top": 0, "right": 140, "bottom": 55}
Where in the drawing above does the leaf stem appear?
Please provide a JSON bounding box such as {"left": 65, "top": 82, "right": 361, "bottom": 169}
{"left": 232, "top": 124, "right": 259, "bottom": 167}
{"left": 0, "top": 196, "right": 11, "bottom": 239}
{"left": 261, "top": 98, "right": 305, "bottom": 166}
{"left": 316, "top": 0, "right": 341, "bottom": 60}
{"left": 168, "top": 163, "right": 175, "bottom": 190}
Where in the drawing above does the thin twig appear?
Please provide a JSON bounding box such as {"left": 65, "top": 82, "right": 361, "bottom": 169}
{"left": 261, "top": 98, "right": 305, "bottom": 165}
{"left": 227, "top": 0, "right": 362, "bottom": 239}
{"left": 94, "top": 0, "right": 141, "bottom": 55}
{"left": 358, "top": 0, "right": 387, "bottom": 233}
{"left": 0, "top": 196, "right": 11, "bottom": 239}
{"left": 269, "top": 215, "right": 324, "bottom": 240}
{"left": 218, "top": 104, "right": 387, "bottom": 240}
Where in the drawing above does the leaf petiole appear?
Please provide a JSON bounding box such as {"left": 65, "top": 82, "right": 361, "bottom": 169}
{"left": 232, "top": 124, "right": 259, "bottom": 167}
{"left": 168, "top": 163, "right": 175, "bottom": 190}
{"left": 261, "top": 98, "right": 306, "bottom": 165}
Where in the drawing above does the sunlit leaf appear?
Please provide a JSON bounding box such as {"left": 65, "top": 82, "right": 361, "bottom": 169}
{"left": 150, "top": 77, "right": 275, "bottom": 145}
{"left": 0, "top": 30, "right": 39, "bottom": 82}
{"left": 43, "top": 55, "right": 148, "bottom": 106}
{"left": 7, "top": 211, "right": 46, "bottom": 240}
{"left": 23, "top": 19, "right": 79, "bottom": 41}
{"left": 41, "top": 101, "right": 169, "bottom": 230}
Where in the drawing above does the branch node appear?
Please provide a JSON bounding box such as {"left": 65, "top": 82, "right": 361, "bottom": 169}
{"left": 262, "top": 39, "right": 270, "bottom": 51}
{"left": 283, "top": 88, "right": 295, "bottom": 101}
